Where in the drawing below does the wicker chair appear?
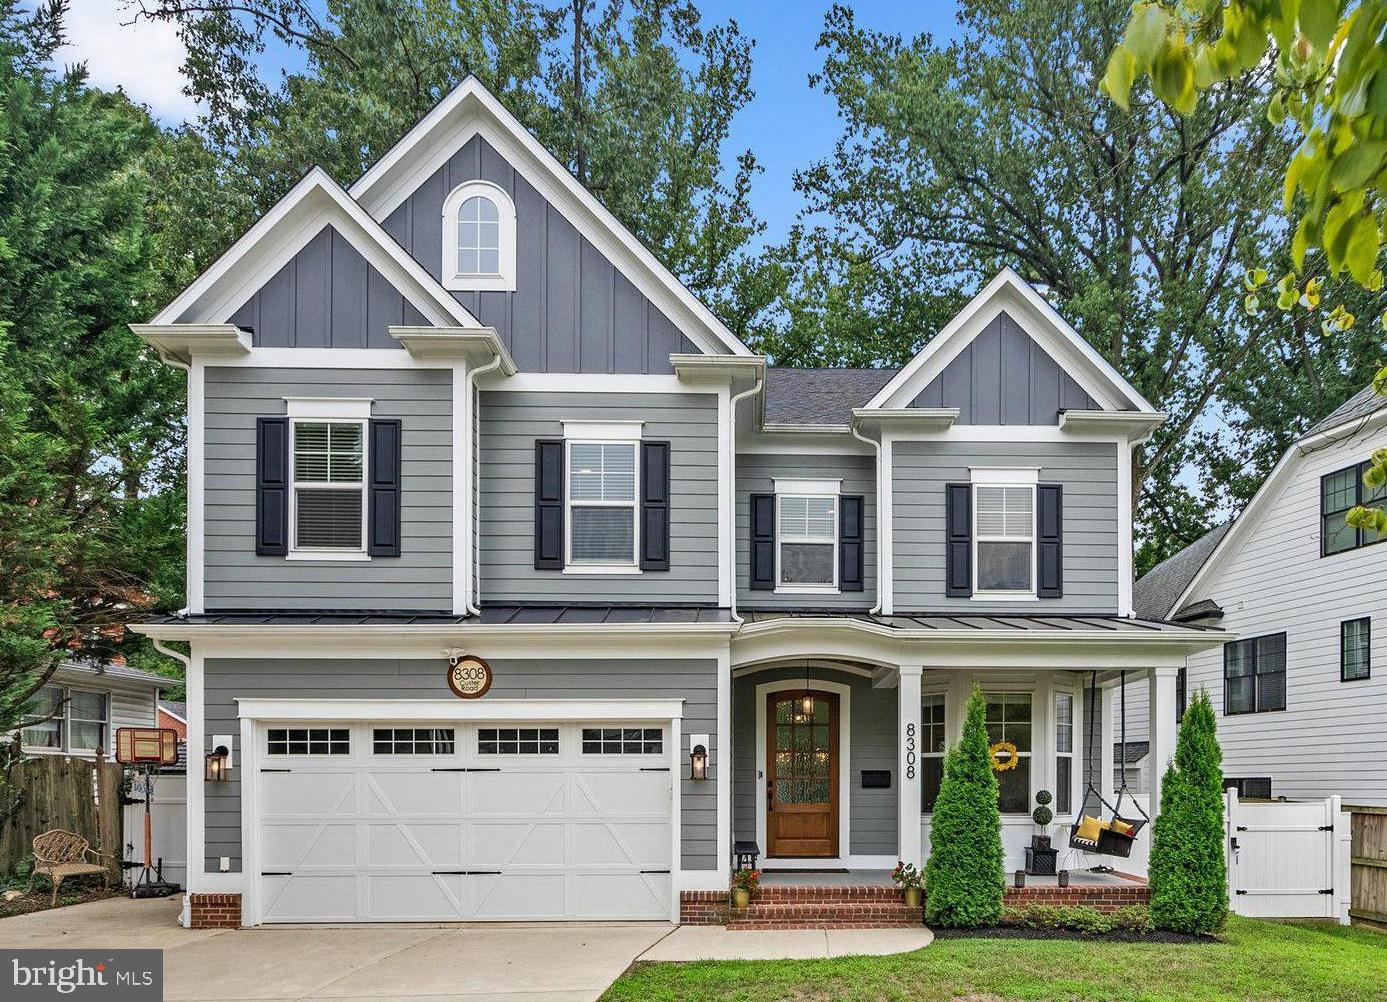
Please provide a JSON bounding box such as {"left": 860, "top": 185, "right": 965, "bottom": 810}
{"left": 27, "top": 830, "right": 111, "bottom": 906}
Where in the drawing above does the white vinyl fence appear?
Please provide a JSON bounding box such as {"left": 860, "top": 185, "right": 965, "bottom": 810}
{"left": 1225, "top": 790, "right": 1350, "bottom": 923}
{"left": 121, "top": 772, "right": 187, "bottom": 889}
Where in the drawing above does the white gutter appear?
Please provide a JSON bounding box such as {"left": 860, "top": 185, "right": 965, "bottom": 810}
{"left": 152, "top": 638, "right": 191, "bottom": 671}
{"left": 726, "top": 371, "right": 764, "bottom": 623}
{"left": 849, "top": 419, "right": 885, "bottom": 614}
{"left": 463, "top": 353, "right": 507, "bottom": 616}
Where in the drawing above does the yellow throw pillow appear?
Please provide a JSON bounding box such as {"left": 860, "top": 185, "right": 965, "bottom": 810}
{"left": 1109, "top": 819, "right": 1134, "bottom": 836}
{"left": 1076, "top": 815, "right": 1104, "bottom": 842}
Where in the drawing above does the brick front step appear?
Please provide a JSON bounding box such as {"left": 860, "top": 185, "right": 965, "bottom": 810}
{"left": 732, "top": 902, "right": 922, "bottom": 921}
{"left": 727, "top": 920, "right": 922, "bottom": 930}
{"left": 752, "top": 885, "right": 903, "bottom": 903}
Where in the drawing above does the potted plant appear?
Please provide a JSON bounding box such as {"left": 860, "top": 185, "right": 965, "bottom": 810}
{"left": 1032, "top": 789, "right": 1054, "bottom": 845}
{"left": 730, "top": 868, "right": 759, "bottom": 908}
{"left": 891, "top": 860, "right": 924, "bottom": 909}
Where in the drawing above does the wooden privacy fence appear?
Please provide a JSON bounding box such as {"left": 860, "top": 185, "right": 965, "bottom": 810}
{"left": 0, "top": 752, "right": 123, "bottom": 880}
{"left": 1347, "top": 805, "right": 1387, "bottom": 932}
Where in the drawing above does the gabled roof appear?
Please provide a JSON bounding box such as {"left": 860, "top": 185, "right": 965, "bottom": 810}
{"left": 1132, "top": 523, "right": 1231, "bottom": 620}
{"left": 348, "top": 76, "right": 750, "bottom": 359}
{"left": 158, "top": 700, "right": 187, "bottom": 723}
{"left": 1303, "top": 382, "right": 1387, "bottom": 439}
{"left": 764, "top": 367, "right": 900, "bottom": 426}
{"left": 151, "top": 167, "right": 484, "bottom": 330}
{"left": 864, "top": 268, "right": 1158, "bottom": 415}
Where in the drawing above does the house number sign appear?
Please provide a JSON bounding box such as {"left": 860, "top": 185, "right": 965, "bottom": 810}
{"left": 447, "top": 655, "right": 493, "bottom": 699}
{"left": 904, "top": 722, "right": 916, "bottom": 781}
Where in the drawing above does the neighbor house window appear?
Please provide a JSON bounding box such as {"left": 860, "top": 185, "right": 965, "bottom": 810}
{"left": 21, "top": 686, "right": 109, "bottom": 754}
{"left": 1224, "top": 633, "right": 1287, "bottom": 715}
{"left": 1322, "top": 461, "right": 1387, "bottom": 556}
{"left": 1342, "top": 617, "right": 1371, "bottom": 682}
{"left": 441, "top": 180, "right": 517, "bottom": 291}
{"left": 777, "top": 495, "right": 837, "bottom": 589}
{"left": 920, "top": 694, "right": 947, "bottom": 813}
{"left": 567, "top": 441, "right": 638, "bottom": 567}
{"left": 973, "top": 475, "right": 1036, "bottom": 595}
{"left": 1054, "top": 691, "right": 1075, "bottom": 816}
{"left": 291, "top": 420, "right": 366, "bottom": 554}
{"left": 984, "top": 692, "right": 1032, "bottom": 812}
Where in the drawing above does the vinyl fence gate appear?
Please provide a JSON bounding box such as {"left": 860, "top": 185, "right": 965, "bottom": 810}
{"left": 1225, "top": 790, "right": 1350, "bottom": 923}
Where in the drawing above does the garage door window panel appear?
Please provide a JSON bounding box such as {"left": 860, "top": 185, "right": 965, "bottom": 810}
{"left": 267, "top": 727, "right": 350, "bottom": 755}
{"left": 478, "top": 727, "right": 559, "bottom": 755}
{"left": 581, "top": 727, "right": 663, "bottom": 754}
{"left": 373, "top": 728, "right": 456, "bottom": 754}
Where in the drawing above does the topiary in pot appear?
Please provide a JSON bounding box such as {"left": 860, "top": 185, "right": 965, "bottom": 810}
{"left": 924, "top": 685, "right": 1003, "bottom": 928}
{"left": 1032, "top": 804, "right": 1053, "bottom": 826}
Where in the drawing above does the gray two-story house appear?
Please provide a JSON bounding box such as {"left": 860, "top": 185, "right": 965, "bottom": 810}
{"left": 133, "top": 78, "right": 1225, "bottom": 928}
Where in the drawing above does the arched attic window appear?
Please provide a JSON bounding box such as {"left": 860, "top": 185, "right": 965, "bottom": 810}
{"left": 441, "top": 180, "right": 516, "bottom": 292}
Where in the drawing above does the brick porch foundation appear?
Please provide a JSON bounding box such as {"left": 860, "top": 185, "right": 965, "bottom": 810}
{"left": 189, "top": 892, "right": 242, "bottom": 929}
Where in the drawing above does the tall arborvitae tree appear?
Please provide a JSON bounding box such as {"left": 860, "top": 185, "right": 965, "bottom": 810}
{"left": 924, "top": 686, "right": 1004, "bottom": 927}
{"left": 1149, "top": 689, "right": 1228, "bottom": 935}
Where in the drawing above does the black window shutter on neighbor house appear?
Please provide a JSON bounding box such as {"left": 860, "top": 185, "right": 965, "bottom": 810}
{"left": 945, "top": 483, "right": 972, "bottom": 598}
{"left": 1037, "top": 483, "right": 1063, "bottom": 598}
{"left": 256, "top": 417, "right": 290, "bottom": 556}
{"left": 839, "top": 494, "right": 865, "bottom": 592}
{"left": 534, "top": 440, "right": 565, "bottom": 569}
{"left": 640, "top": 441, "right": 671, "bottom": 571}
{"left": 750, "top": 493, "right": 776, "bottom": 590}
{"left": 368, "top": 419, "right": 403, "bottom": 557}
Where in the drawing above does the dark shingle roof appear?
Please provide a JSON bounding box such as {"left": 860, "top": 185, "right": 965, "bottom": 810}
{"left": 763, "top": 367, "right": 900, "bottom": 426}
{"left": 56, "top": 659, "right": 168, "bottom": 688}
{"left": 1132, "top": 524, "right": 1232, "bottom": 620}
{"left": 1302, "top": 382, "right": 1387, "bottom": 439}
{"left": 159, "top": 700, "right": 187, "bottom": 721}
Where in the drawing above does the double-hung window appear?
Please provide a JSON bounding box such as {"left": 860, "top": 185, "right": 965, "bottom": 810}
{"left": 1322, "top": 461, "right": 1387, "bottom": 556}
{"left": 774, "top": 479, "right": 840, "bottom": 590}
{"left": 1224, "top": 633, "right": 1287, "bottom": 714}
{"left": 566, "top": 429, "right": 639, "bottom": 569}
{"left": 1053, "top": 690, "right": 1075, "bottom": 816}
{"left": 1342, "top": 617, "right": 1371, "bottom": 682}
{"left": 21, "top": 686, "right": 109, "bottom": 754}
{"left": 920, "top": 694, "right": 947, "bottom": 813}
{"left": 291, "top": 419, "right": 366, "bottom": 555}
{"left": 972, "top": 470, "right": 1037, "bottom": 596}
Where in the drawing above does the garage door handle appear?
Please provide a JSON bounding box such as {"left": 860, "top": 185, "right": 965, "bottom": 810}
{"left": 262, "top": 871, "right": 292, "bottom": 876}
{"left": 261, "top": 768, "right": 292, "bottom": 773}
{"left": 640, "top": 767, "right": 670, "bottom": 772}
{"left": 639, "top": 869, "right": 670, "bottom": 875}
{"left": 432, "top": 870, "right": 502, "bottom": 876}
{"left": 430, "top": 768, "right": 467, "bottom": 772}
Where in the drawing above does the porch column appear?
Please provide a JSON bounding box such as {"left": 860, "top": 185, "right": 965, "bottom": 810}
{"left": 1100, "top": 683, "right": 1117, "bottom": 806}
{"left": 898, "top": 664, "right": 924, "bottom": 866}
{"left": 1148, "top": 665, "right": 1180, "bottom": 816}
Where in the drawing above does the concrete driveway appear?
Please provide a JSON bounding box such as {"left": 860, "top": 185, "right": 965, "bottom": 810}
{"left": 0, "top": 896, "right": 673, "bottom": 1001}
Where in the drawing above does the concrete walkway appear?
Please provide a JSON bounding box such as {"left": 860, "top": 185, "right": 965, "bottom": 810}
{"left": 637, "top": 925, "right": 933, "bottom": 962}
{"left": 0, "top": 896, "right": 673, "bottom": 1001}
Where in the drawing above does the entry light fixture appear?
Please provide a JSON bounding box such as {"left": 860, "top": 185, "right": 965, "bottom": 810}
{"left": 205, "top": 745, "right": 230, "bottom": 783}
{"left": 801, "top": 692, "right": 814, "bottom": 718}
{"left": 689, "top": 733, "right": 710, "bottom": 781}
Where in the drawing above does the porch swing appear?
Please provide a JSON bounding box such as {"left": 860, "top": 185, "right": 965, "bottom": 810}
{"left": 1067, "top": 670, "right": 1149, "bottom": 860}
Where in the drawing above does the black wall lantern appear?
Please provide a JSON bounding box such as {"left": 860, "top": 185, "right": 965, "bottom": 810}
{"left": 205, "top": 745, "right": 230, "bottom": 783}
{"left": 689, "top": 733, "right": 709, "bottom": 780}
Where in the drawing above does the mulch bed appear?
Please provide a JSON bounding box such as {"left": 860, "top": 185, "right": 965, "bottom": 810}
{"left": 0, "top": 882, "right": 125, "bottom": 920}
{"left": 932, "top": 926, "right": 1216, "bottom": 944}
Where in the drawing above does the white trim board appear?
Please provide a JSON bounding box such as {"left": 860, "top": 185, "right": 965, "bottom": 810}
{"left": 235, "top": 698, "right": 686, "bottom": 722}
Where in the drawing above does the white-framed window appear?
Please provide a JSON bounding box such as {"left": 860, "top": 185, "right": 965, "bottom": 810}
{"left": 774, "top": 478, "right": 841, "bottom": 591}
{"left": 372, "top": 728, "right": 456, "bottom": 755}
{"left": 971, "top": 468, "right": 1038, "bottom": 596}
{"left": 441, "top": 180, "right": 517, "bottom": 291}
{"left": 983, "top": 691, "right": 1032, "bottom": 813}
{"left": 920, "top": 693, "right": 947, "bottom": 814}
{"left": 290, "top": 418, "right": 367, "bottom": 558}
{"left": 563, "top": 421, "right": 642, "bottom": 572}
{"left": 478, "top": 727, "right": 559, "bottom": 755}
{"left": 267, "top": 727, "right": 350, "bottom": 755}
{"left": 1053, "top": 690, "right": 1076, "bottom": 816}
{"left": 581, "top": 727, "right": 664, "bottom": 755}
{"left": 21, "top": 686, "right": 110, "bottom": 754}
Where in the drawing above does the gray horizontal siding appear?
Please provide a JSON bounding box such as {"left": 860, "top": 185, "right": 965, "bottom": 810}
{"left": 735, "top": 453, "right": 876, "bottom": 609}
{"left": 202, "top": 657, "right": 718, "bottom": 872}
{"left": 225, "top": 225, "right": 429, "bottom": 347}
{"left": 477, "top": 390, "right": 718, "bottom": 603}
{"left": 911, "top": 311, "right": 1098, "bottom": 423}
{"left": 203, "top": 367, "right": 453, "bottom": 610}
{"left": 892, "top": 440, "right": 1119, "bottom": 613}
{"left": 384, "top": 135, "right": 696, "bottom": 372}
{"left": 732, "top": 667, "right": 897, "bottom": 857}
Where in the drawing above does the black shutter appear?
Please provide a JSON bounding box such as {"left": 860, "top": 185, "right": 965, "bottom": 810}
{"left": 367, "top": 419, "right": 403, "bottom": 557}
{"left": 945, "top": 483, "right": 972, "bottom": 597}
{"left": 534, "top": 440, "right": 565, "bottom": 570}
{"left": 750, "top": 493, "right": 776, "bottom": 590}
{"left": 839, "top": 495, "right": 865, "bottom": 592}
{"left": 255, "top": 417, "right": 289, "bottom": 556}
{"left": 640, "top": 441, "right": 671, "bottom": 571}
{"left": 1037, "top": 483, "right": 1063, "bottom": 598}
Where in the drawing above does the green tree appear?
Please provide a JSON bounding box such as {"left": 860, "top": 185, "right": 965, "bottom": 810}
{"left": 924, "top": 686, "right": 1004, "bottom": 928}
{"left": 761, "top": 1, "right": 1385, "bottom": 565}
{"left": 1148, "top": 689, "right": 1228, "bottom": 935}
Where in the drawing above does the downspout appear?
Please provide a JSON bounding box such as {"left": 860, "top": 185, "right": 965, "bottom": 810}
{"left": 463, "top": 354, "right": 506, "bottom": 616}
{"left": 152, "top": 639, "right": 191, "bottom": 673}
{"left": 726, "top": 372, "right": 764, "bottom": 624}
{"left": 156, "top": 351, "right": 193, "bottom": 616}
{"left": 849, "top": 420, "right": 884, "bottom": 615}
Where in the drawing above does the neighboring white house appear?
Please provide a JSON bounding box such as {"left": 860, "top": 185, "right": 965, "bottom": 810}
{"left": 1132, "top": 383, "right": 1387, "bottom": 806}
{"left": 18, "top": 660, "right": 168, "bottom": 758}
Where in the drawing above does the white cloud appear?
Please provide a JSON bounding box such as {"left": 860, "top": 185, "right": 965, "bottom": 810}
{"left": 54, "top": 1, "right": 200, "bottom": 122}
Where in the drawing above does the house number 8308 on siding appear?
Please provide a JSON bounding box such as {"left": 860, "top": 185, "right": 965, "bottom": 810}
{"left": 904, "top": 722, "right": 916, "bottom": 780}
{"left": 447, "top": 655, "right": 493, "bottom": 699}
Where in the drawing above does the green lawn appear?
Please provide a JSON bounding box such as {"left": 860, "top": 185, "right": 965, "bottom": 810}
{"left": 603, "top": 917, "right": 1387, "bottom": 1002}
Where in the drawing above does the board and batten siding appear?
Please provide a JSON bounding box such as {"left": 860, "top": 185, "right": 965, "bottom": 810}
{"left": 203, "top": 367, "right": 453, "bottom": 610}
{"left": 891, "top": 440, "right": 1119, "bottom": 613}
{"left": 1136, "top": 426, "right": 1387, "bottom": 805}
{"left": 477, "top": 390, "right": 718, "bottom": 603}
{"left": 202, "top": 657, "right": 719, "bottom": 871}
{"left": 383, "top": 134, "right": 696, "bottom": 373}
{"left": 732, "top": 667, "right": 897, "bottom": 857}
{"left": 735, "top": 453, "right": 877, "bottom": 609}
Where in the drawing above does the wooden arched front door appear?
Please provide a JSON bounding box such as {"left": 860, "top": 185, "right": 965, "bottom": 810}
{"left": 766, "top": 690, "right": 839, "bottom": 858}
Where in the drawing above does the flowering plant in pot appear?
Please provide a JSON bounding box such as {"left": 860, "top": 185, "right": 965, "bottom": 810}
{"left": 730, "top": 868, "right": 760, "bottom": 908}
{"left": 891, "top": 860, "right": 925, "bottom": 909}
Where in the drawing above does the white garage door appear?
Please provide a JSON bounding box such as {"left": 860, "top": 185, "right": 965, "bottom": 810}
{"left": 254, "top": 721, "right": 673, "bottom": 922}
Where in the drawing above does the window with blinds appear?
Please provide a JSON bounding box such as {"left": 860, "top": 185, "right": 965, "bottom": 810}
{"left": 1054, "top": 691, "right": 1074, "bottom": 815}
{"left": 1224, "top": 633, "right": 1287, "bottom": 714}
{"left": 567, "top": 441, "right": 638, "bottom": 565}
{"left": 778, "top": 495, "right": 837, "bottom": 587}
{"left": 1342, "top": 617, "right": 1371, "bottom": 682}
{"left": 974, "top": 485, "right": 1035, "bottom": 593}
{"left": 292, "top": 421, "right": 365, "bottom": 552}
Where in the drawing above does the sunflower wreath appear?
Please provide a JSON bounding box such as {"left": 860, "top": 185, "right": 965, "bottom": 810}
{"left": 988, "top": 740, "right": 1019, "bottom": 772}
